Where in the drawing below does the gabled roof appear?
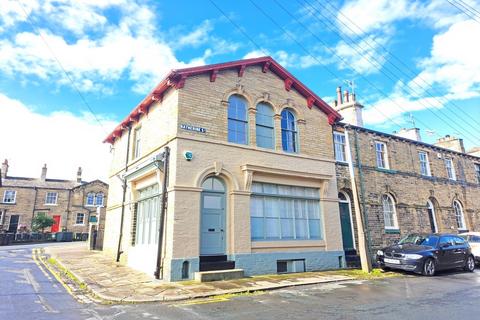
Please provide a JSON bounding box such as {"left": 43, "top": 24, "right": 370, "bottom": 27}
{"left": 104, "top": 56, "right": 342, "bottom": 144}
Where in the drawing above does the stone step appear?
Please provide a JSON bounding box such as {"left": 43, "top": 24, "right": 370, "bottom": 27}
{"left": 194, "top": 269, "right": 245, "bottom": 282}
{"left": 199, "top": 260, "right": 235, "bottom": 271}
{"left": 345, "top": 255, "right": 361, "bottom": 268}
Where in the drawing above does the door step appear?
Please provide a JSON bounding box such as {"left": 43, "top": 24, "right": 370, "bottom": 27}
{"left": 345, "top": 254, "right": 361, "bottom": 268}
{"left": 199, "top": 255, "right": 235, "bottom": 271}
{"left": 195, "top": 269, "right": 244, "bottom": 282}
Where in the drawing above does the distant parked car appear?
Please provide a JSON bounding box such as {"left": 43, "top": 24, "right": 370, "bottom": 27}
{"left": 459, "top": 232, "right": 480, "bottom": 265}
{"left": 377, "top": 233, "right": 475, "bottom": 276}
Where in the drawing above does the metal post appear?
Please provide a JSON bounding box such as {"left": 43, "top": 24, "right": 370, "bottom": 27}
{"left": 116, "top": 127, "right": 132, "bottom": 262}
{"left": 154, "top": 146, "right": 170, "bottom": 280}
{"left": 344, "top": 127, "right": 372, "bottom": 272}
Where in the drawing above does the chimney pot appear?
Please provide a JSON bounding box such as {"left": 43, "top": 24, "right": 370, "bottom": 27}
{"left": 76, "top": 167, "right": 82, "bottom": 183}
{"left": 1, "top": 159, "right": 8, "bottom": 179}
{"left": 41, "top": 164, "right": 47, "bottom": 181}
{"left": 336, "top": 86, "right": 343, "bottom": 104}
{"left": 344, "top": 90, "right": 349, "bottom": 103}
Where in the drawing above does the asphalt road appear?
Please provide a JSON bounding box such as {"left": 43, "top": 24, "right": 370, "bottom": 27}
{"left": 1, "top": 243, "right": 480, "bottom": 320}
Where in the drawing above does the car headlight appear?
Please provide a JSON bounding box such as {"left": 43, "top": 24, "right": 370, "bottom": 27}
{"left": 377, "top": 250, "right": 384, "bottom": 256}
{"left": 404, "top": 254, "right": 423, "bottom": 260}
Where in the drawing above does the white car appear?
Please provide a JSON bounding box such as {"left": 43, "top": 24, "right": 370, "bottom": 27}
{"left": 460, "top": 232, "right": 480, "bottom": 265}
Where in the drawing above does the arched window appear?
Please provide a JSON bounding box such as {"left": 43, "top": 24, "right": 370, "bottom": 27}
{"left": 255, "top": 102, "right": 274, "bottom": 149}
{"left": 427, "top": 199, "right": 438, "bottom": 233}
{"left": 227, "top": 95, "right": 248, "bottom": 145}
{"left": 202, "top": 177, "right": 225, "bottom": 192}
{"left": 382, "top": 194, "right": 398, "bottom": 229}
{"left": 453, "top": 200, "right": 466, "bottom": 230}
{"left": 86, "top": 193, "right": 95, "bottom": 206}
{"left": 95, "top": 192, "right": 104, "bottom": 206}
{"left": 281, "top": 109, "right": 298, "bottom": 152}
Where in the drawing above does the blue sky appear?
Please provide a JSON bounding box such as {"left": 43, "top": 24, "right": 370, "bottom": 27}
{"left": 0, "top": 0, "right": 479, "bottom": 180}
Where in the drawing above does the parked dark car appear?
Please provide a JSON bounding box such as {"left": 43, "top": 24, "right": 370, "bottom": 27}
{"left": 377, "top": 233, "right": 475, "bottom": 276}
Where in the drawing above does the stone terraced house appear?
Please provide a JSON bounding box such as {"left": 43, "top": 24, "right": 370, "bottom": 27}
{"left": 0, "top": 160, "right": 108, "bottom": 247}
{"left": 102, "top": 56, "right": 346, "bottom": 281}
{"left": 102, "top": 56, "right": 480, "bottom": 281}
{"left": 331, "top": 87, "right": 480, "bottom": 261}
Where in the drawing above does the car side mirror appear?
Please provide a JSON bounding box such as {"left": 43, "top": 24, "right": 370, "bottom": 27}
{"left": 393, "top": 240, "right": 399, "bottom": 245}
{"left": 441, "top": 243, "right": 450, "bottom": 249}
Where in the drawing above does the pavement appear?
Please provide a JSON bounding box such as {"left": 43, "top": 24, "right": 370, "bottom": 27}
{"left": 41, "top": 243, "right": 354, "bottom": 303}
{"left": 2, "top": 242, "right": 480, "bottom": 320}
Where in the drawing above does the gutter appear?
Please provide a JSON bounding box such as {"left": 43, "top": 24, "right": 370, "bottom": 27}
{"left": 116, "top": 127, "right": 132, "bottom": 262}
{"left": 154, "top": 146, "right": 170, "bottom": 280}
{"left": 353, "top": 130, "right": 373, "bottom": 262}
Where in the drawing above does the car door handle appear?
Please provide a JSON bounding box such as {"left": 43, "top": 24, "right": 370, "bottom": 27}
{"left": 208, "top": 228, "right": 215, "bottom": 232}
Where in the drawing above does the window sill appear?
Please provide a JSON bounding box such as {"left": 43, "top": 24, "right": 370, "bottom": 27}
{"left": 1, "top": 202, "right": 16, "bottom": 205}
{"left": 44, "top": 204, "right": 58, "bottom": 206}
{"left": 385, "top": 229, "right": 400, "bottom": 234}
{"left": 251, "top": 239, "right": 325, "bottom": 249}
{"left": 375, "top": 168, "right": 397, "bottom": 174}
{"left": 73, "top": 224, "right": 85, "bottom": 226}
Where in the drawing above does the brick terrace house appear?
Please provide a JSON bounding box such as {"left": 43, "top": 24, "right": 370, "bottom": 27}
{"left": 330, "top": 87, "right": 480, "bottom": 260}
{"left": 0, "top": 160, "right": 108, "bottom": 247}
{"left": 102, "top": 56, "right": 346, "bottom": 281}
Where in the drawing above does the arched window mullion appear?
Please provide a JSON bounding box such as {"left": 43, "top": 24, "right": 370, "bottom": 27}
{"left": 256, "top": 103, "right": 274, "bottom": 149}
{"left": 281, "top": 109, "right": 298, "bottom": 153}
{"left": 382, "top": 194, "right": 398, "bottom": 230}
{"left": 453, "top": 200, "right": 466, "bottom": 230}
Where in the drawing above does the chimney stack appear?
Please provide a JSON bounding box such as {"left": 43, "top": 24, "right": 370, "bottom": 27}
{"left": 394, "top": 128, "right": 422, "bottom": 142}
{"left": 1, "top": 159, "right": 8, "bottom": 179}
{"left": 336, "top": 86, "right": 343, "bottom": 104}
{"left": 434, "top": 135, "right": 465, "bottom": 153}
{"left": 76, "top": 167, "right": 82, "bottom": 183}
{"left": 41, "top": 164, "right": 47, "bottom": 181}
{"left": 333, "top": 87, "right": 364, "bottom": 127}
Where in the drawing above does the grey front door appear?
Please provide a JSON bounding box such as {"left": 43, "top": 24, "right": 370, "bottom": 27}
{"left": 200, "top": 177, "right": 226, "bottom": 256}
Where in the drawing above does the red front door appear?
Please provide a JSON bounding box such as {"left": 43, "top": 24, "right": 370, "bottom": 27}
{"left": 51, "top": 215, "right": 61, "bottom": 232}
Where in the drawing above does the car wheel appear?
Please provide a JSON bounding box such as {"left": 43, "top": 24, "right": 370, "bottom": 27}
{"left": 380, "top": 266, "right": 390, "bottom": 272}
{"left": 422, "top": 258, "right": 436, "bottom": 276}
{"left": 464, "top": 255, "right": 475, "bottom": 272}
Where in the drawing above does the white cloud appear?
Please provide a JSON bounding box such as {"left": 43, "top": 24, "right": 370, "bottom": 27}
{"left": 243, "top": 49, "right": 323, "bottom": 69}
{"left": 363, "top": 95, "right": 443, "bottom": 126}
{"left": 334, "top": 35, "right": 388, "bottom": 74}
{"left": 177, "top": 20, "right": 214, "bottom": 48}
{"left": 410, "top": 20, "right": 480, "bottom": 99}
{"left": 0, "top": 93, "right": 116, "bottom": 181}
{"left": 337, "top": 0, "right": 415, "bottom": 36}
{"left": 0, "top": 1, "right": 238, "bottom": 95}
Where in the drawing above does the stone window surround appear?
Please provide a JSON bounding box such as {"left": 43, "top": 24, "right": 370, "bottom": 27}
{"left": 333, "top": 131, "right": 347, "bottom": 162}
{"left": 222, "top": 90, "right": 306, "bottom": 156}
{"left": 444, "top": 158, "right": 456, "bottom": 181}
{"left": 382, "top": 193, "right": 399, "bottom": 230}
{"left": 418, "top": 151, "right": 431, "bottom": 176}
{"left": 374, "top": 141, "right": 389, "bottom": 169}
{"left": 453, "top": 200, "right": 467, "bottom": 231}
{"left": 474, "top": 163, "right": 480, "bottom": 184}
{"left": 132, "top": 125, "right": 142, "bottom": 160}
{"left": 85, "top": 192, "right": 105, "bottom": 207}
{"left": 75, "top": 212, "right": 85, "bottom": 225}
{"left": 45, "top": 192, "right": 58, "bottom": 205}
{"left": 2, "top": 190, "right": 16, "bottom": 204}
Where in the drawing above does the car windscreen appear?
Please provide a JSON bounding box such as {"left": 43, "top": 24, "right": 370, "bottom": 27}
{"left": 398, "top": 235, "right": 439, "bottom": 247}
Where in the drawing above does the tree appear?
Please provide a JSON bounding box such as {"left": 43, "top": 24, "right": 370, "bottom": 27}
{"left": 32, "top": 215, "right": 55, "bottom": 233}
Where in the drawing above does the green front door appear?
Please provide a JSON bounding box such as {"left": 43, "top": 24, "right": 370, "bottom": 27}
{"left": 339, "top": 202, "right": 354, "bottom": 251}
